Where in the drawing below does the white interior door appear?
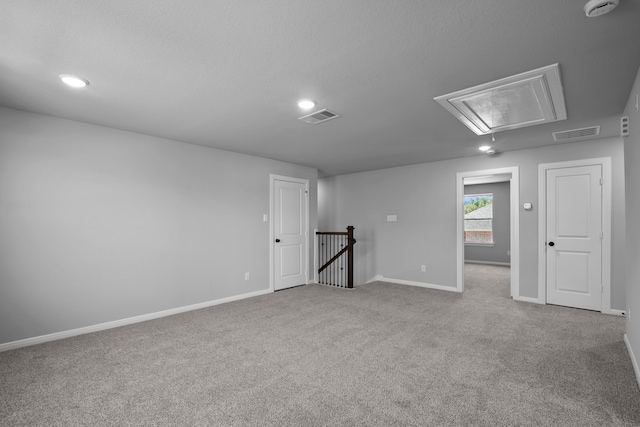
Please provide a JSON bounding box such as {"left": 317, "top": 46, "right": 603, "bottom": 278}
{"left": 546, "top": 165, "right": 602, "bottom": 311}
{"left": 274, "top": 179, "right": 307, "bottom": 291}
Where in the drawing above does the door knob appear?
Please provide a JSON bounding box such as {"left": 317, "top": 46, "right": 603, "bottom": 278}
{"left": 275, "top": 239, "right": 281, "bottom": 243}
{"left": 548, "top": 241, "right": 555, "bottom": 247}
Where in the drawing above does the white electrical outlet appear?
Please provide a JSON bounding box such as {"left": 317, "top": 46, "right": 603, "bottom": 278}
{"left": 244, "top": 272, "right": 250, "bottom": 280}
{"left": 387, "top": 215, "right": 398, "bottom": 222}
{"left": 507, "top": 250, "right": 511, "bottom": 256}
{"left": 263, "top": 214, "right": 268, "bottom": 222}
{"left": 420, "top": 265, "right": 426, "bottom": 272}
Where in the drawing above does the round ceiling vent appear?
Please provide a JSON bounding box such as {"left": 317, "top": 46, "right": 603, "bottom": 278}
{"left": 584, "top": 0, "right": 619, "bottom": 17}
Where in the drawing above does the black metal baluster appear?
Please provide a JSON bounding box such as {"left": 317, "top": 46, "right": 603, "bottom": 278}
{"left": 321, "top": 234, "right": 324, "bottom": 284}
{"left": 322, "top": 234, "right": 326, "bottom": 284}
{"left": 343, "top": 235, "right": 346, "bottom": 287}
{"left": 336, "top": 235, "right": 339, "bottom": 287}
{"left": 341, "top": 235, "right": 345, "bottom": 287}
{"left": 333, "top": 235, "right": 337, "bottom": 286}
{"left": 319, "top": 234, "right": 323, "bottom": 284}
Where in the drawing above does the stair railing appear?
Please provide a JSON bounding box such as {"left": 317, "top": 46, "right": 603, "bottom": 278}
{"left": 316, "top": 226, "right": 356, "bottom": 288}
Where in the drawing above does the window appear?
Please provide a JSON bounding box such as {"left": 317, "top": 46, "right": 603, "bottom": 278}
{"left": 464, "top": 193, "right": 493, "bottom": 244}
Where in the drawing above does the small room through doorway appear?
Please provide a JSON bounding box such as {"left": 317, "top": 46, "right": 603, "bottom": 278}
{"left": 463, "top": 176, "right": 511, "bottom": 298}
{"left": 456, "top": 166, "right": 519, "bottom": 298}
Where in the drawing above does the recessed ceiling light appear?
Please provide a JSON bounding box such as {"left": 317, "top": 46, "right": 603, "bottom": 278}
{"left": 297, "top": 99, "right": 315, "bottom": 110}
{"left": 478, "top": 145, "right": 491, "bottom": 152}
{"left": 59, "top": 74, "right": 89, "bottom": 88}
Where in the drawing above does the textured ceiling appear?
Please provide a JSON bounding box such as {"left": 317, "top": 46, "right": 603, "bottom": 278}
{"left": 1, "top": 1, "right": 639, "bottom": 176}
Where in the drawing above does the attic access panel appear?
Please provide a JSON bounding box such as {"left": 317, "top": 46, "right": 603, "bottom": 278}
{"left": 434, "top": 64, "right": 567, "bottom": 135}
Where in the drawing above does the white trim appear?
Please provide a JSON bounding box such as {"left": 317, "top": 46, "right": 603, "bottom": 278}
{"left": 605, "top": 309, "right": 626, "bottom": 317}
{"left": 313, "top": 228, "right": 319, "bottom": 284}
{"left": 465, "top": 260, "right": 510, "bottom": 267}
{"left": 373, "top": 276, "right": 460, "bottom": 293}
{"left": 457, "top": 167, "right": 520, "bottom": 298}
{"left": 513, "top": 295, "right": 545, "bottom": 305}
{"left": 537, "top": 157, "right": 612, "bottom": 312}
{"left": 269, "top": 174, "right": 310, "bottom": 292}
{"left": 0, "top": 288, "right": 272, "bottom": 353}
{"left": 464, "top": 243, "right": 495, "bottom": 247}
{"left": 314, "top": 283, "right": 356, "bottom": 291}
{"left": 367, "top": 275, "right": 384, "bottom": 283}
{"left": 624, "top": 334, "right": 640, "bottom": 391}
{"left": 537, "top": 166, "right": 546, "bottom": 305}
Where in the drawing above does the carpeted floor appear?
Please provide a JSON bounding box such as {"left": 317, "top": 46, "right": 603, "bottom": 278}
{"left": 1, "top": 263, "right": 639, "bottom": 426}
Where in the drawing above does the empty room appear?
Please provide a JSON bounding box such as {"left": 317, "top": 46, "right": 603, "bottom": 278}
{"left": 2, "top": 1, "right": 640, "bottom": 425}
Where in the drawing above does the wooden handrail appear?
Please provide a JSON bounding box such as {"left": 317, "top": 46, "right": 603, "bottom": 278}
{"left": 318, "top": 245, "right": 349, "bottom": 274}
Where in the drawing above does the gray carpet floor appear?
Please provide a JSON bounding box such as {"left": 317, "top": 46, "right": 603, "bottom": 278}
{"left": 1, "top": 263, "right": 639, "bottom": 426}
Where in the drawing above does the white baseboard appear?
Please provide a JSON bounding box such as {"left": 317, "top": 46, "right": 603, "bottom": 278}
{"left": 603, "top": 308, "right": 626, "bottom": 316}
{"left": 624, "top": 334, "right": 640, "bottom": 391}
{"left": 366, "top": 275, "right": 384, "bottom": 283}
{"left": 513, "top": 295, "right": 545, "bottom": 305}
{"left": 512, "top": 299, "right": 627, "bottom": 313}
{"left": 465, "top": 260, "right": 511, "bottom": 266}
{"left": 0, "top": 288, "right": 272, "bottom": 353}
{"left": 371, "top": 275, "right": 460, "bottom": 293}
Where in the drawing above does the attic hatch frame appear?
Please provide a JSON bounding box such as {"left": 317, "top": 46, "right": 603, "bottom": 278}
{"left": 435, "top": 64, "right": 567, "bottom": 135}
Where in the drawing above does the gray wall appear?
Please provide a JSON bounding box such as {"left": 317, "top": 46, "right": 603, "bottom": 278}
{"left": 319, "top": 136, "right": 626, "bottom": 309}
{"left": 623, "top": 65, "right": 640, "bottom": 378}
{"left": 464, "top": 182, "right": 510, "bottom": 264}
{"left": 0, "top": 107, "right": 318, "bottom": 345}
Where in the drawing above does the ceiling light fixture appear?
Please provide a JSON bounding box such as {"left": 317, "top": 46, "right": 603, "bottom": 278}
{"left": 59, "top": 74, "right": 89, "bottom": 88}
{"left": 478, "top": 145, "right": 491, "bottom": 152}
{"left": 297, "top": 99, "right": 315, "bottom": 110}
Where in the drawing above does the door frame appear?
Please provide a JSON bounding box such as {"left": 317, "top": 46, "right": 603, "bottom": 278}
{"left": 537, "top": 157, "right": 612, "bottom": 313}
{"left": 456, "top": 166, "right": 520, "bottom": 297}
{"left": 269, "top": 174, "right": 310, "bottom": 292}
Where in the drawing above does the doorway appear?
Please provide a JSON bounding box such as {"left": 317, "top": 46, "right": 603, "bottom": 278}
{"left": 456, "top": 167, "right": 520, "bottom": 298}
{"left": 537, "top": 158, "right": 612, "bottom": 312}
{"left": 270, "top": 175, "right": 309, "bottom": 291}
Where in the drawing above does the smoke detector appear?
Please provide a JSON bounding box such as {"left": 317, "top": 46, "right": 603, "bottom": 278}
{"left": 584, "top": 0, "right": 619, "bottom": 17}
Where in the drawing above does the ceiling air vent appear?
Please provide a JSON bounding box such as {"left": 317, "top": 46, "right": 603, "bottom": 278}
{"left": 552, "top": 126, "right": 600, "bottom": 141}
{"left": 434, "top": 64, "right": 567, "bottom": 135}
{"left": 298, "top": 109, "right": 341, "bottom": 125}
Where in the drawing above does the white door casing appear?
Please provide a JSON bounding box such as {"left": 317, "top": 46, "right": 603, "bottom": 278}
{"left": 271, "top": 176, "right": 308, "bottom": 291}
{"left": 545, "top": 165, "right": 602, "bottom": 311}
{"left": 456, "top": 166, "right": 520, "bottom": 297}
{"left": 538, "top": 157, "right": 612, "bottom": 313}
